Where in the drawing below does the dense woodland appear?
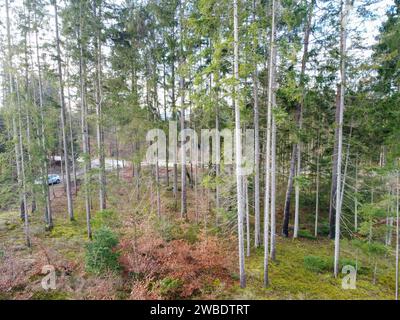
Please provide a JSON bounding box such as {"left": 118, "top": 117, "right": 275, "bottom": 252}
{"left": 0, "top": 0, "right": 399, "bottom": 300}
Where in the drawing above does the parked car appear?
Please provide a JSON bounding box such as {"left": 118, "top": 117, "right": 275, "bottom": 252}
{"left": 34, "top": 174, "right": 61, "bottom": 185}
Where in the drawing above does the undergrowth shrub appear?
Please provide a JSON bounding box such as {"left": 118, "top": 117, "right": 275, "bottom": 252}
{"left": 91, "top": 210, "right": 119, "bottom": 231}
{"left": 298, "top": 230, "right": 316, "bottom": 240}
{"left": 158, "top": 277, "right": 184, "bottom": 299}
{"left": 304, "top": 255, "right": 330, "bottom": 273}
{"left": 156, "top": 219, "right": 199, "bottom": 244}
{"left": 120, "top": 232, "right": 234, "bottom": 299}
{"left": 85, "top": 227, "right": 120, "bottom": 274}
{"left": 318, "top": 223, "right": 330, "bottom": 236}
{"left": 304, "top": 255, "right": 365, "bottom": 274}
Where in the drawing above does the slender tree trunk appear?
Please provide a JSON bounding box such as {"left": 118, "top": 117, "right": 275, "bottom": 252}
{"left": 16, "top": 80, "right": 31, "bottom": 247}
{"left": 282, "top": 145, "right": 296, "bottom": 237}
{"left": 22, "top": 15, "right": 36, "bottom": 214}
{"left": 270, "top": 45, "right": 277, "bottom": 260}
{"left": 163, "top": 62, "right": 169, "bottom": 186}
{"left": 315, "top": 128, "right": 320, "bottom": 237}
{"left": 293, "top": 0, "right": 314, "bottom": 239}
{"left": 66, "top": 58, "right": 77, "bottom": 195}
{"left": 116, "top": 128, "right": 120, "bottom": 181}
{"left": 156, "top": 150, "right": 161, "bottom": 218}
{"left": 264, "top": 0, "right": 277, "bottom": 287}
{"left": 253, "top": 64, "right": 260, "bottom": 248}
{"left": 79, "top": 1, "right": 91, "bottom": 239}
{"left": 233, "top": 0, "right": 246, "bottom": 288}
{"left": 34, "top": 7, "right": 52, "bottom": 228}
{"left": 354, "top": 156, "right": 358, "bottom": 231}
{"left": 180, "top": 1, "right": 187, "bottom": 219}
{"left": 245, "top": 178, "right": 250, "bottom": 257}
{"left": 252, "top": 0, "right": 261, "bottom": 250}
{"left": 53, "top": 0, "right": 74, "bottom": 220}
{"left": 340, "top": 125, "right": 352, "bottom": 206}
{"left": 329, "top": 86, "right": 341, "bottom": 239}
{"left": 94, "top": 1, "right": 106, "bottom": 211}
{"left": 6, "top": 0, "right": 25, "bottom": 222}
{"left": 395, "top": 170, "right": 399, "bottom": 300}
{"left": 334, "top": 0, "right": 351, "bottom": 278}
{"left": 171, "top": 51, "right": 178, "bottom": 208}
{"left": 215, "top": 108, "right": 220, "bottom": 225}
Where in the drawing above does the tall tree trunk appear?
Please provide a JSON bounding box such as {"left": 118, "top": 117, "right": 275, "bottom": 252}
{"left": 163, "top": 62, "right": 169, "bottom": 186}
{"left": 395, "top": 170, "right": 399, "bottom": 300}
{"left": 115, "top": 128, "right": 120, "bottom": 181}
{"left": 6, "top": 0, "right": 25, "bottom": 222}
{"left": 22, "top": 11, "right": 36, "bottom": 214}
{"left": 66, "top": 57, "right": 77, "bottom": 195}
{"left": 293, "top": 0, "right": 314, "bottom": 239}
{"left": 79, "top": 1, "right": 91, "bottom": 239}
{"left": 334, "top": 0, "right": 351, "bottom": 278}
{"left": 252, "top": 0, "right": 261, "bottom": 248}
{"left": 354, "top": 157, "right": 358, "bottom": 232}
{"left": 34, "top": 6, "right": 52, "bottom": 228}
{"left": 94, "top": 1, "right": 106, "bottom": 211}
{"left": 215, "top": 107, "right": 220, "bottom": 224}
{"left": 156, "top": 150, "right": 161, "bottom": 218}
{"left": 264, "top": 0, "right": 277, "bottom": 287}
{"left": 270, "top": 45, "right": 278, "bottom": 260}
{"left": 329, "top": 87, "right": 341, "bottom": 239}
{"left": 16, "top": 79, "right": 30, "bottom": 247}
{"left": 180, "top": 1, "right": 187, "bottom": 219}
{"left": 233, "top": 0, "right": 246, "bottom": 288}
{"left": 245, "top": 178, "right": 250, "bottom": 257}
{"left": 282, "top": 145, "right": 296, "bottom": 237}
{"left": 340, "top": 128, "right": 352, "bottom": 207}
{"left": 172, "top": 72, "right": 178, "bottom": 208}
{"left": 315, "top": 127, "right": 320, "bottom": 237}
{"left": 53, "top": 0, "right": 74, "bottom": 220}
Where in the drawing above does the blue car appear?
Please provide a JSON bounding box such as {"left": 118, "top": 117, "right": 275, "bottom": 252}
{"left": 34, "top": 174, "right": 61, "bottom": 185}
{"left": 48, "top": 174, "right": 61, "bottom": 185}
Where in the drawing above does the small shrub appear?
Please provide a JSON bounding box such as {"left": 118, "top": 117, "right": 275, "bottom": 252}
{"left": 298, "top": 229, "right": 316, "bottom": 240}
{"left": 156, "top": 219, "right": 198, "bottom": 243}
{"left": 318, "top": 223, "right": 330, "bottom": 236}
{"left": 338, "top": 258, "right": 366, "bottom": 274}
{"left": 304, "top": 255, "right": 330, "bottom": 273}
{"left": 85, "top": 227, "right": 120, "bottom": 274}
{"left": 304, "top": 255, "right": 366, "bottom": 275}
{"left": 351, "top": 239, "right": 388, "bottom": 256}
{"left": 159, "top": 220, "right": 183, "bottom": 242}
{"left": 91, "top": 210, "right": 118, "bottom": 230}
{"left": 159, "top": 277, "right": 183, "bottom": 299}
{"left": 184, "top": 224, "right": 199, "bottom": 244}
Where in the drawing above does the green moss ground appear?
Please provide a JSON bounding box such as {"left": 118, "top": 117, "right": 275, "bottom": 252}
{"left": 225, "top": 237, "right": 396, "bottom": 300}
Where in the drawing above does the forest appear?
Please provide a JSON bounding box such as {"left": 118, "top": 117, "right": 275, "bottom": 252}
{"left": 0, "top": 0, "right": 399, "bottom": 300}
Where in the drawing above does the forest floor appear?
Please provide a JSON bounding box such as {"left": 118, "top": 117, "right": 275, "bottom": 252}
{"left": 0, "top": 166, "right": 397, "bottom": 300}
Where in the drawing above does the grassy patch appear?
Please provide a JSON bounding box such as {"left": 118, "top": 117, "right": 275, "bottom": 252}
{"left": 30, "top": 290, "right": 70, "bottom": 300}
{"left": 225, "top": 238, "right": 394, "bottom": 300}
